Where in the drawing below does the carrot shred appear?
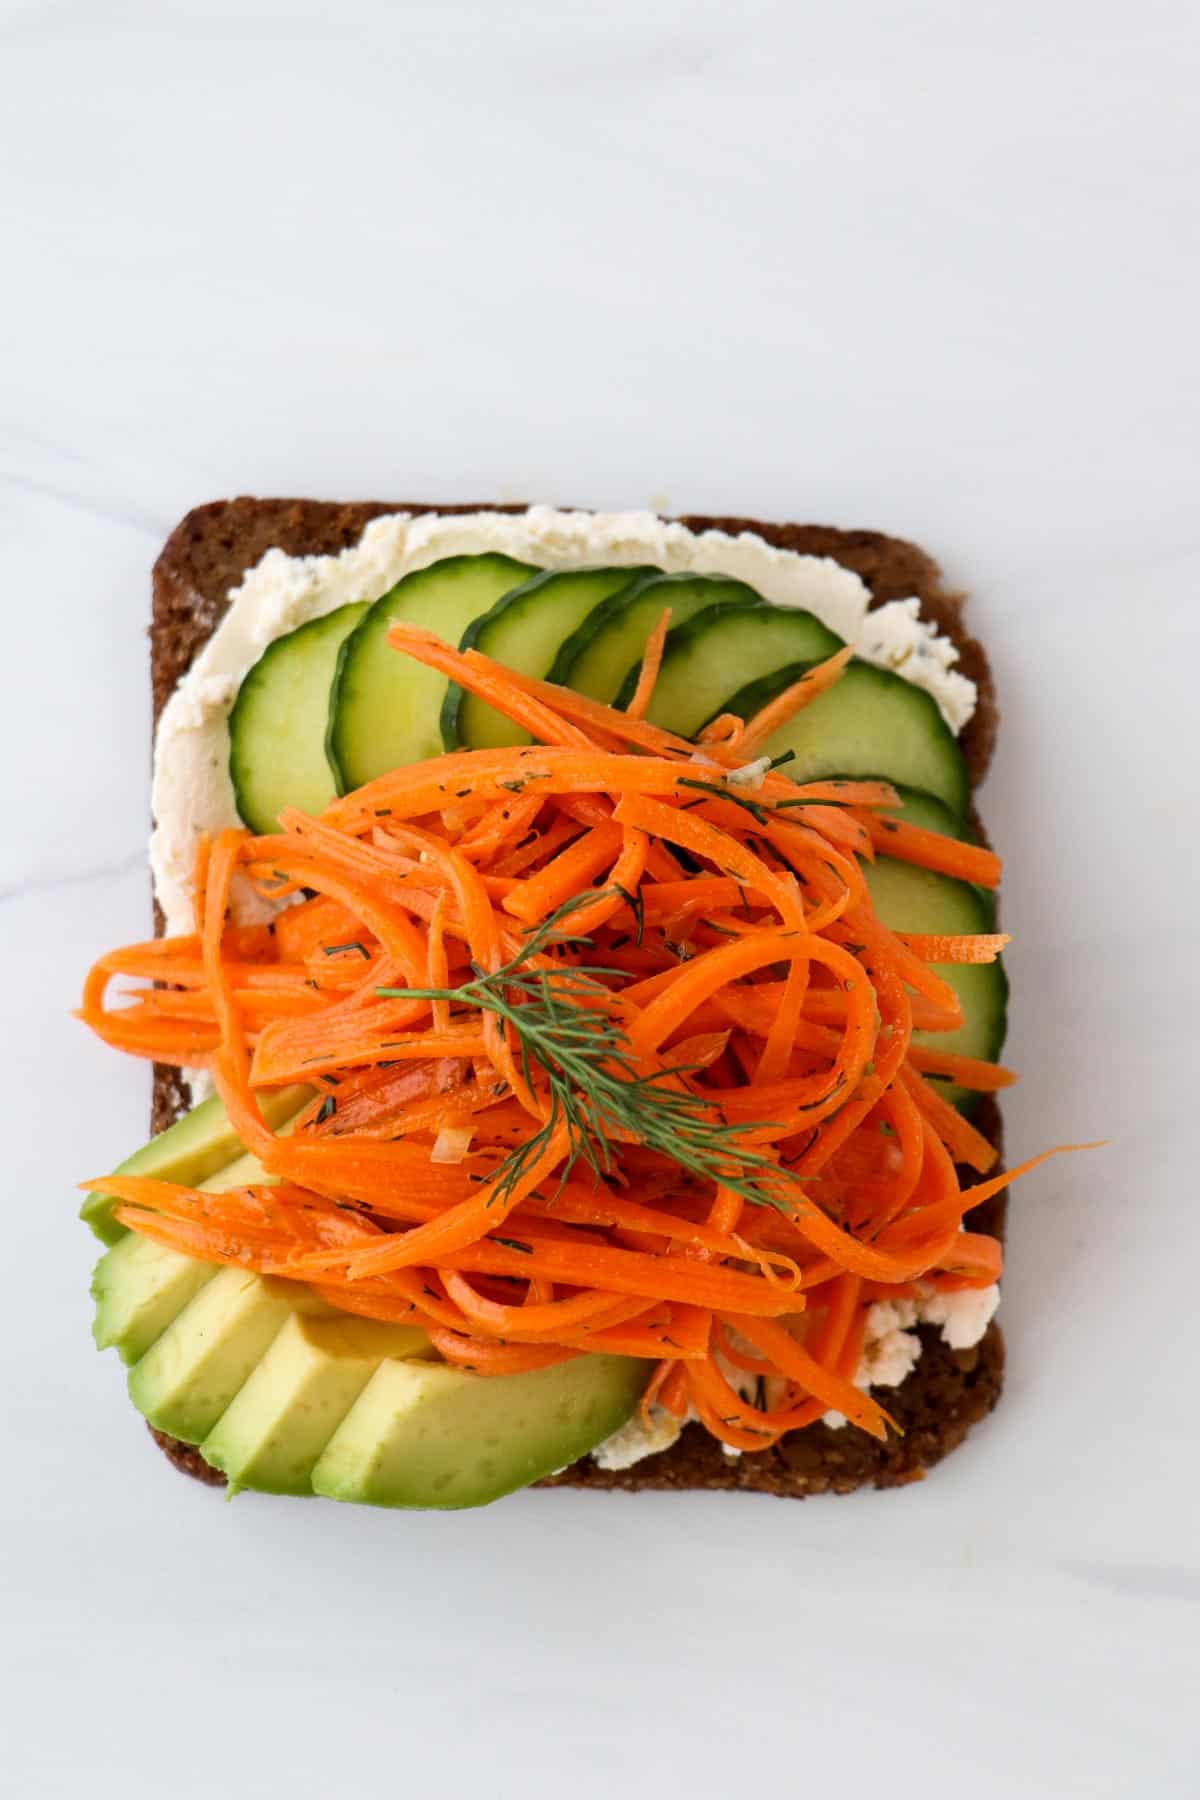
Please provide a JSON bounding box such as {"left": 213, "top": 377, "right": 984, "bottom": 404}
{"left": 906, "top": 1047, "right": 1018, "bottom": 1091}
{"left": 854, "top": 810, "right": 1002, "bottom": 890}
{"left": 736, "top": 646, "right": 854, "bottom": 756}
{"left": 624, "top": 607, "right": 672, "bottom": 721}
{"left": 76, "top": 622, "right": 1075, "bottom": 1451}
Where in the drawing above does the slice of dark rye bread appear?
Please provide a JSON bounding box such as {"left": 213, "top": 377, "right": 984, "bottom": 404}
{"left": 145, "top": 499, "right": 1006, "bottom": 1500}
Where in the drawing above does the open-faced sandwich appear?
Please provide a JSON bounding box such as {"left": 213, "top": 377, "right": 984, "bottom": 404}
{"left": 77, "top": 501, "right": 1064, "bottom": 1509}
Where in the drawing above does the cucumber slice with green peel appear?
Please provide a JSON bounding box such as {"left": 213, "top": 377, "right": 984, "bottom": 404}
{"left": 549, "top": 571, "right": 764, "bottom": 706}
{"left": 328, "top": 554, "right": 533, "bottom": 791}
{"left": 719, "top": 659, "right": 970, "bottom": 819}
{"left": 229, "top": 602, "right": 369, "bottom": 833}
{"left": 864, "top": 857, "right": 1007, "bottom": 1112}
{"left": 613, "top": 599, "right": 844, "bottom": 737}
{"left": 442, "top": 565, "right": 649, "bottom": 751}
{"left": 883, "top": 785, "right": 967, "bottom": 840}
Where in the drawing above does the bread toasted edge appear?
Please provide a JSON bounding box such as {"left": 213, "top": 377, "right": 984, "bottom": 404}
{"left": 145, "top": 498, "right": 1005, "bottom": 1499}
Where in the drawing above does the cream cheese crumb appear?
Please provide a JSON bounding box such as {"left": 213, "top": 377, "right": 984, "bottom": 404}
{"left": 917, "top": 1282, "right": 1001, "bottom": 1350}
{"left": 592, "top": 1405, "right": 685, "bottom": 1471}
{"left": 726, "top": 755, "right": 774, "bottom": 788}
{"left": 822, "top": 1285, "right": 1001, "bottom": 1429}
{"left": 602, "top": 1287, "right": 1000, "bottom": 1464}
{"left": 859, "top": 1297, "right": 924, "bottom": 1389}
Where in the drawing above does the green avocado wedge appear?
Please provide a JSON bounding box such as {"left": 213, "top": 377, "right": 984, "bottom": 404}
{"left": 92, "top": 1232, "right": 220, "bottom": 1367}
{"left": 312, "top": 1353, "right": 648, "bottom": 1510}
{"left": 94, "top": 1150, "right": 650, "bottom": 1504}
{"left": 201, "top": 1314, "right": 436, "bottom": 1497}
{"left": 90, "top": 1141, "right": 281, "bottom": 1363}
{"left": 80, "top": 1084, "right": 311, "bottom": 1246}
{"left": 89, "top": 1092, "right": 649, "bottom": 1507}
{"left": 126, "top": 1267, "right": 316, "bottom": 1446}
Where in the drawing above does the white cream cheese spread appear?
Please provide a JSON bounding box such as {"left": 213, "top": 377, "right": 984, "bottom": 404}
{"left": 148, "top": 504, "right": 987, "bottom": 1470}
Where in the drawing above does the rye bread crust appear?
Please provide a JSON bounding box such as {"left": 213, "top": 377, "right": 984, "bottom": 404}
{"left": 145, "top": 499, "right": 1005, "bottom": 1499}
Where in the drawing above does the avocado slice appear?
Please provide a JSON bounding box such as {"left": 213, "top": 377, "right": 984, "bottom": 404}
{"left": 201, "top": 1314, "right": 435, "bottom": 1496}
{"left": 312, "top": 1353, "right": 648, "bottom": 1510}
{"left": 127, "top": 1268, "right": 301, "bottom": 1445}
{"left": 89, "top": 1143, "right": 283, "bottom": 1364}
{"left": 92, "top": 1233, "right": 220, "bottom": 1365}
{"left": 80, "top": 1083, "right": 311, "bottom": 1245}
{"left": 95, "top": 1107, "right": 650, "bottom": 1508}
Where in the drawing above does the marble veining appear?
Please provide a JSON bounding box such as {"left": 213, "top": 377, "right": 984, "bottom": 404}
{"left": 4, "top": 4, "right": 1198, "bottom": 1797}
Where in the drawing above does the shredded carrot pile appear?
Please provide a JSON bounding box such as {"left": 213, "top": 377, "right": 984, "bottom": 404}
{"left": 78, "top": 627, "right": 1071, "bottom": 1450}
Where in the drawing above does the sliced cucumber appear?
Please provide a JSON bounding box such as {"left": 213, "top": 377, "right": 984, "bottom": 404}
{"left": 864, "top": 857, "right": 1007, "bottom": 1112}
{"left": 614, "top": 600, "right": 844, "bottom": 738}
{"left": 883, "top": 785, "right": 966, "bottom": 839}
{"left": 229, "top": 602, "right": 369, "bottom": 833}
{"left": 442, "top": 565, "right": 648, "bottom": 751}
{"left": 719, "top": 660, "right": 969, "bottom": 819}
{"left": 549, "top": 571, "right": 764, "bottom": 706}
{"left": 328, "top": 554, "right": 532, "bottom": 791}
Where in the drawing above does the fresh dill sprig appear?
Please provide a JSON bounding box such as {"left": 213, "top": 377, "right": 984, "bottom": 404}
{"left": 377, "top": 888, "right": 792, "bottom": 1211}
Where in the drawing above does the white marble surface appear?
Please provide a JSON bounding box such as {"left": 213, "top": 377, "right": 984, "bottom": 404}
{"left": 3, "top": 2, "right": 1199, "bottom": 1795}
